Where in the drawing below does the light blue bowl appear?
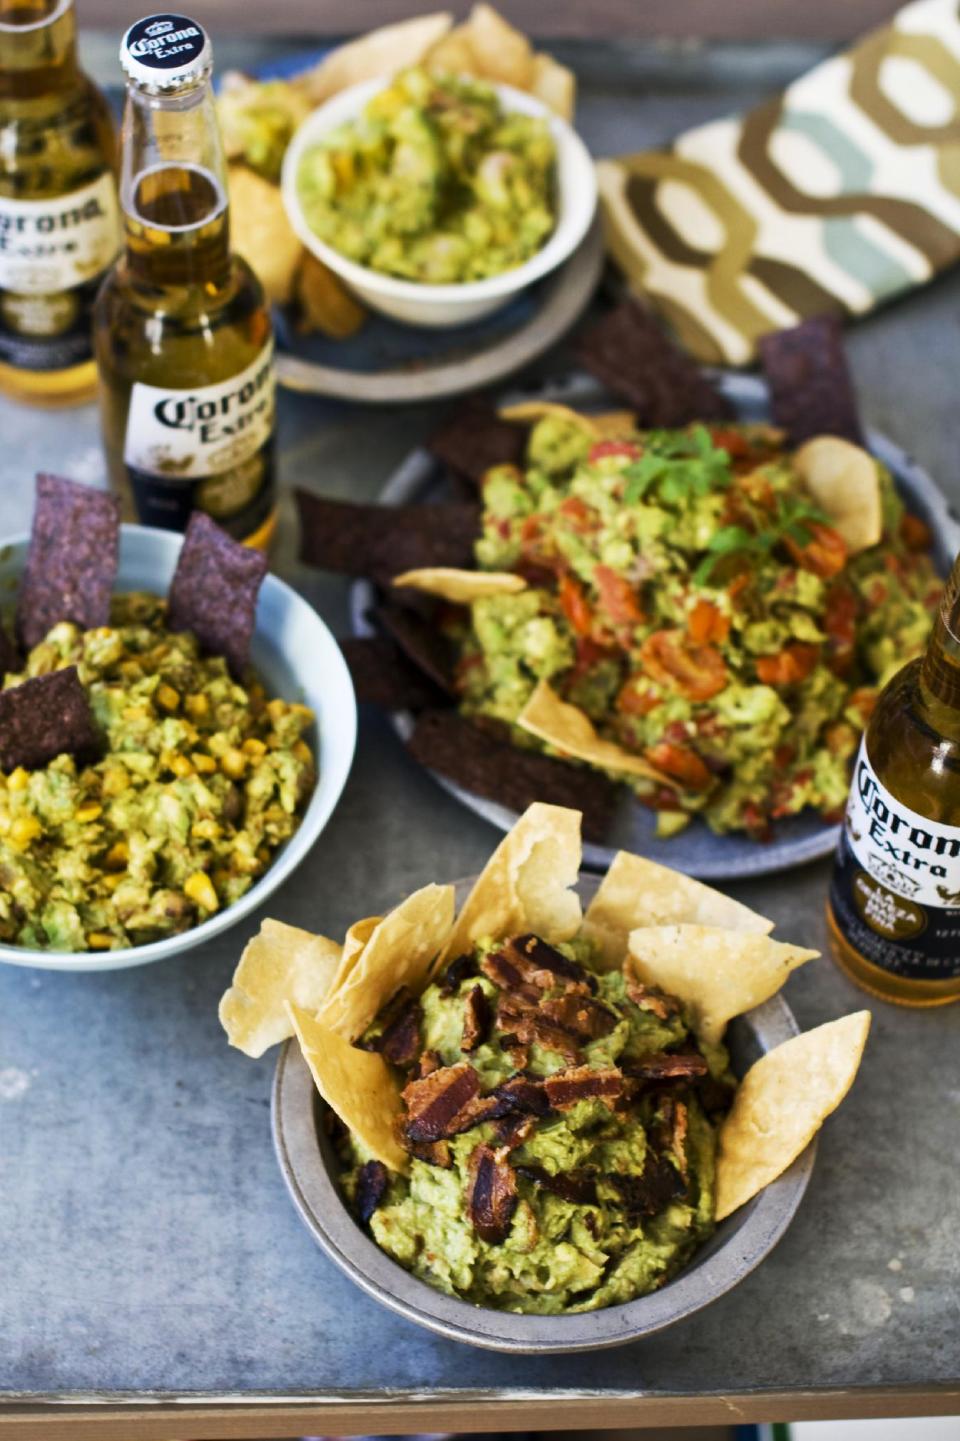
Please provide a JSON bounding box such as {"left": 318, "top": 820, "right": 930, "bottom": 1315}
{"left": 0, "top": 524, "right": 356, "bottom": 972}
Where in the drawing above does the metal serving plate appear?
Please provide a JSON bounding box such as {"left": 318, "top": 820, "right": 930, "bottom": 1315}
{"left": 351, "top": 371, "right": 960, "bottom": 878}
{"left": 272, "top": 872, "right": 815, "bottom": 1355}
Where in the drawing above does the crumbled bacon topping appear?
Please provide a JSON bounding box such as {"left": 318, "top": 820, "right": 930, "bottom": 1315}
{"left": 461, "top": 984, "right": 490, "bottom": 1052}
{"left": 418, "top": 1049, "right": 442, "bottom": 1077}
{"left": 652, "top": 1096, "right": 689, "bottom": 1177}
{"left": 608, "top": 1154, "right": 685, "bottom": 1221}
{"left": 407, "top": 1137, "right": 453, "bottom": 1169}
{"left": 544, "top": 1064, "right": 624, "bottom": 1111}
{"left": 624, "top": 1051, "right": 708, "bottom": 1082}
{"left": 402, "top": 1061, "right": 483, "bottom": 1143}
{"left": 516, "top": 1164, "right": 598, "bottom": 1205}
{"left": 625, "top": 973, "right": 681, "bottom": 1020}
{"left": 490, "top": 1073, "right": 551, "bottom": 1116}
{"left": 440, "top": 952, "right": 477, "bottom": 995}
{"left": 377, "top": 996, "right": 422, "bottom": 1067}
{"left": 496, "top": 992, "right": 581, "bottom": 1062}
{"left": 466, "top": 1143, "right": 518, "bottom": 1243}
{"left": 539, "top": 992, "right": 617, "bottom": 1043}
{"left": 355, "top": 1160, "right": 389, "bottom": 1225}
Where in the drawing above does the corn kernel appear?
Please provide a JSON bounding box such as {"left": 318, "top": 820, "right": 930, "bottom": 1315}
{"left": 86, "top": 931, "right": 114, "bottom": 950}
{"left": 292, "top": 740, "right": 313, "bottom": 765}
{"left": 241, "top": 737, "right": 267, "bottom": 759}
{"left": 102, "top": 767, "right": 129, "bottom": 797}
{"left": 220, "top": 747, "right": 246, "bottom": 780}
{"left": 184, "top": 871, "right": 219, "bottom": 912}
{"left": 191, "top": 752, "right": 217, "bottom": 774}
{"left": 169, "top": 754, "right": 193, "bottom": 779}
{"left": 105, "top": 840, "right": 129, "bottom": 869}
{"left": 76, "top": 803, "right": 103, "bottom": 823}
{"left": 122, "top": 705, "right": 150, "bottom": 722}
{"left": 10, "top": 815, "right": 41, "bottom": 847}
{"left": 102, "top": 872, "right": 125, "bottom": 891}
{"left": 266, "top": 698, "right": 287, "bottom": 722}
{"left": 156, "top": 683, "right": 180, "bottom": 713}
{"left": 289, "top": 703, "right": 314, "bottom": 721}
{"left": 191, "top": 818, "right": 221, "bottom": 841}
{"left": 7, "top": 767, "right": 29, "bottom": 792}
{"left": 185, "top": 692, "right": 209, "bottom": 719}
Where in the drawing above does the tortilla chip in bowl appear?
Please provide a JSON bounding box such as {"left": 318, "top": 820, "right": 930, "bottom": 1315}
{"left": 226, "top": 805, "right": 867, "bottom": 1350}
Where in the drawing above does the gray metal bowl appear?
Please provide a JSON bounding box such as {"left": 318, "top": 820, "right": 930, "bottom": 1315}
{"left": 271, "top": 873, "right": 815, "bottom": 1353}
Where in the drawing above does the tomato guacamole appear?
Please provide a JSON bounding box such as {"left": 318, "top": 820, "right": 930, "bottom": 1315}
{"left": 0, "top": 593, "right": 315, "bottom": 952}
{"left": 296, "top": 67, "right": 556, "bottom": 283}
{"left": 454, "top": 416, "right": 940, "bottom": 838}
{"left": 341, "top": 931, "right": 723, "bottom": 1314}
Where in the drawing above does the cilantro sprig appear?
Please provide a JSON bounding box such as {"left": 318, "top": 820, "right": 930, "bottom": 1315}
{"left": 693, "top": 497, "right": 831, "bottom": 587}
{"left": 622, "top": 425, "right": 731, "bottom": 507}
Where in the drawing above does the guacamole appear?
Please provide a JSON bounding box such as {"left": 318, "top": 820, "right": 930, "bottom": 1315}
{"left": 341, "top": 932, "right": 724, "bottom": 1314}
{"left": 296, "top": 68, "right": 556, "bottom": 284}
{"left": 0, "top": 593, "right": 315, "bottom": 952}
{"left": 453, "top": 417, "right": 941, "bottom": 837}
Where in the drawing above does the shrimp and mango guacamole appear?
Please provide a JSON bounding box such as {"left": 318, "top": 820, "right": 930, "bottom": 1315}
{"left": 439, "top": 411, "right": 940, "bottom": 838}
{"left": 296, "top": 68, "right": 556, "bottom": 283}
{"left": 0, "top": 594, "right": 314, "bottom": 952}
{"left": 221, "top": 805, "right": 870, "bottom": 1316}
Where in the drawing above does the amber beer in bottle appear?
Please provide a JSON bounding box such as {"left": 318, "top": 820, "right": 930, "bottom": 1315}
{"left": 0, "top": 0, "right": 117, "bottom": 404}
{"left": 94, "top": 14, "right": 277, "bottom": 548}
{"left": 828, "top": 555, "right": 960, "bottom": 1006}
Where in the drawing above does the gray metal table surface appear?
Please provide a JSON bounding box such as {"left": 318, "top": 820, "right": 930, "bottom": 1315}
{"left": 2, "top": 33, "right": 959, "bottom": 1441}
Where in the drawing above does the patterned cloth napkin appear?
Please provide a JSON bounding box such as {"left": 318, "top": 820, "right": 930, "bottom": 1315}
{"left": 598, "top": 0, "right": 960, "bottom": 364}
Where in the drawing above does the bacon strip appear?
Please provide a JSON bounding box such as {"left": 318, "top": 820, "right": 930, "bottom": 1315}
{"left": 440, "top": 952, "right": 477, "bottom": 995}
{"left": 466, "top": 1143, "right": 518, "bottom": 1243}
{"left": 407, "top": 1138, "right": 453, "bottom": 1169}
{"left": 496, "top": 994, "right": 581, "bottom": 1062}
{"left": 625, "top": 974, "right": 681, "bottom": 1020}
{"left": 355, "top": 1160, "right": 389, "bottom": 1225}
{"left": 540, "top": 992, "right": 617, "bottom": 1042}
{"left": 402, "top": 1062, "right": 482, "bottom": 1143}
{"left": 378, "top": 997, "right": 422, "bottom": 1067}
{"left": 418, "top": 1049, "right": 442, "bottom": 1077}
{"left": 482, "top": 934, "right": 593, "bottom": 997}
{"left": 490, "top": 1073, "right": 551, "bottom": 1116}
{"left": 608, "top": 1154, "right": 685, "bottom": 1221}
{"left": 652, "top": 1097, "right": 690, "bottom": 1178}
{"left": 516, "top": 1164, "right": 598, "bottom": 1205}
{"left": 544, "top": 1064, "right": 624, "bottom": 1111}
{"left": 461, "top": 984, "right": 491, "bottom": 1052}
{"left": 624, "top": 1052, "right": 708, "bottom": 1082}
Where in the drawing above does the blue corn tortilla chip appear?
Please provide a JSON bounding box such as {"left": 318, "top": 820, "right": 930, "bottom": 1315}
{"left": 428, "top": 399, "right": 527, "bottom": 486}
{"left": 574, "top": 299, "right": 731, "bottom": 427}
{"left": 295, "top": 489, "right": 481, "bottom": 585}
{"left": 340, "top": 636, "right": 446, "bottom": 711}
{"left": 758, "top": 314, "right": 863, "bottom": 446}
{"left": 0, "top": 621, "right": 20, "bottom": 680}
{"left": 16, "top": 474, "right": 120, "bottom": 650}
{"left": 167, "top": 512, "right": 268, "bottom": 679}
{"left": 0, "top": 666, "right": 100, "bottom": 772}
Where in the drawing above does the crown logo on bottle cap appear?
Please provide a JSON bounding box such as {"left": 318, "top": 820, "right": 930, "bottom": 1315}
{"left": 145, "top": 19, "right": 174, "bottom": 36}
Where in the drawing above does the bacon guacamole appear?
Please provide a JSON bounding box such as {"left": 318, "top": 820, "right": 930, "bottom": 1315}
{"left": 0, "top": 593, "right": 314, "bottom": 953}
{"left": 296, "top": 67, "right": 556, "bottom": 284}
{"left": 340, "top": 931, "right": 724, "bottom": 1314}
{"left": 451, "top": 414, "right": 941, "bottom": 838}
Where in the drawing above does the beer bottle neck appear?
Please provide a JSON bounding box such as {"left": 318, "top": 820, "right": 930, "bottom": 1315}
{"left": 919, "top": 554, "right": 960, "bottom": 722}
{"left": 0, "top": 0, "right": 79, "bottom": 100}
{"left": 120, "top": 77, "right": 231, "bottom": 290}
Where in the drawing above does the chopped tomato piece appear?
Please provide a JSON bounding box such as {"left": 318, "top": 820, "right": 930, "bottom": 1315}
{"left": 742, "top": 801, "right": 771, "bottom": 841}
{"left": 645, "top": 741, "right": 714, "bottom": 792}
{"left": 616, "top": 676, "right": 661, "bottom": 716}
{"left": 784, "top": 521, "right": 847, "bottom": 578}
{"left": 519, "top": 513, "right": 543, "bottom": 549}
{"left": 640, "top": 629, "right": 728, "bottom": 702}
{"left": 900, "top": 512, "right": 931, "bottom": 552}
{"left": 558, "top": 574, "right": 593, "bottom": 636}
{"left": 727, "top": 572, "right": 751, "bottom": 606}
{"left": 755, "top": 642, "right": 820, "bottom": 686}
{"left": 557, "top": 496, "right": 595, "bottom": 532}
{"left": 709, "top": 427, "right": 750, "bottom": 459}
{"left": 773, "top": 743, "right": 796, "bottom": 768}
{"left": 824, "top": 582, "right": 857, "bottom": 676}
{"left": 588, "top": 440, "right": 641, "bottom": 462}
{"left": 594, "top": 564, "right": 644, "bottom": 626}
{"left": 687, "top": 598, "right": 730, "bottom": 646}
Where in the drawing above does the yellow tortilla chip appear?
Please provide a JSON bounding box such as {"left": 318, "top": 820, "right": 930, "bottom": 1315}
{"left": 715, "top": 1010, "right": 871, "bottom": 1219}
{"left": 296, "top": 13, "right": 453, "bottom": 103}
{"left": 442, "top": 801, "right": 582, "bottom": 963}
{"left": 392, "top": 567, "right": 526, "bottom": 604}
{"left": 518, "top": 680, "right": 673, "bottom": 785}
{"left": 529, "top": 52, "right": 576, "bottom": 120}
{"left": 287, "top": 1002, "right": 408, "bottom": 1172}
{"left": 499, "top": 401, "right": 599, "bottom": 435}
{"left": 794, "top": 436, "right": 882, "bottom": 553}
{"left": 294, "top": 252, "right": 365, "bottom": 339}
{"left": 219, "top": 919, "right": 341, "bottom": 1058}
{"left": 463, "top": 3, "right": 534, "bottom": 88}
{"left": 627, "top": 925, "right": 819, "bottom": 1047}
{"left": 323, "top": 913, "right": 381, "bottom": 1002}
{"left": 228, "top": 165, "right": 303, "bottom": 306}
{"left": 424, "top": 26, "right": 479, "bottom": 78}
{"left": 582, "top": 852, "right": 773, "bottom": 970}
{"left": 317, "top": 884, "right": 455, "bottom": 1041}
{"left": 592, "top": 409, "right": 638, "bottom": 438}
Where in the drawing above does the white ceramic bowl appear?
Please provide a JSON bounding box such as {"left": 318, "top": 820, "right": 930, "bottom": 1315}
{"left": 0, "top": 524, "right": 357, "bottom": 973}
{"left": 281, "top": 77, "right": 598, "bottom": 328}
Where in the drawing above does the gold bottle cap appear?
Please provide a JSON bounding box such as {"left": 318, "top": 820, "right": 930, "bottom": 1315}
{"left": 120, "top": 13, "right": 211, "bottom": 92}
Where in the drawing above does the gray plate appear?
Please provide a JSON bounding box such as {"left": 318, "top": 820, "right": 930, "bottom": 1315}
{"left": 351, "top": 371, "right": 960, "bottom": 877}
{"left": 272, "top": 872, "right": 815, "bottom": 1354}
{"left": 275, "top": 221, "right": 605, "bottom": 405}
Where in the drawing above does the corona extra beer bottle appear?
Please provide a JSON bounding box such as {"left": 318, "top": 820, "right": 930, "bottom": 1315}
{"left": 94, "top": 13, "right": 276, "bottom": 548}
{"left": 828, "top": 553, "right": 960, "bottom": 1006}
{"left": 0, "top": 0, "right": 117, "bottom": 405}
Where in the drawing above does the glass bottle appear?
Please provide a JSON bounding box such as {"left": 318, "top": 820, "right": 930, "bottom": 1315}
{"left": 93, "top": 13, "right": 276, "bottom": 548}
{"left": 0, "top": 0, "right": 117, "bottom": 405}
{"left": 827, "top": 553, "right": 960, "bottom": 1006}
